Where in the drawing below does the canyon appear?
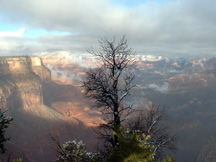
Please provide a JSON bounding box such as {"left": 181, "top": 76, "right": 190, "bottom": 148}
{"left": 0, "top": 56, "right": 101, "bottom": 161}
{"left": 1, "top": 54, "right": 216, "bottom": 161}
{"left": 41, "top": 54, "right": 216, "bottom": 162}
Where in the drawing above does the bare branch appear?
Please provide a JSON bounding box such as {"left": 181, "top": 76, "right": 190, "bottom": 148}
{"left": 83, "top": 36, "right": 135, "bottom": 147}
{"left": 127, "top": 104, "right": 177, "bottom": 159}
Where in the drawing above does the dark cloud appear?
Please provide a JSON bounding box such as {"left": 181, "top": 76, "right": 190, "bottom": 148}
{"left": 0, "top": 0, "right": 216, "bottom": 58}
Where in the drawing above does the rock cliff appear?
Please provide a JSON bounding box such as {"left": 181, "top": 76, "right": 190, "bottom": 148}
{"left": 0, "top": 56, "right": 51, "bottom": 111}
{"left": 197, "top": 136, "right": 216, "bottom": 162}
{"left": 0, "top": 56, "right": 100, "bottom": 161}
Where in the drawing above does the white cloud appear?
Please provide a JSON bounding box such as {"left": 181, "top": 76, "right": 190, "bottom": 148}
{"left": 0, "top": 0, "right": 216, "bottom": 57}
{"left": 148, "top": 82, "right": 169, "bottom": 93}
{"left": 0, "top": 28, "right": 25, "bottom": 37}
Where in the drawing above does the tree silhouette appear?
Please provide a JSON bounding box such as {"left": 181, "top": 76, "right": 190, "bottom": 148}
{"left": 128, "top": 105, "right": 177, "bottom": 159}
{"left": 0, "top": 108, "right": 13, "bottom": 154}
{"left": 82, "top": 36, "right": 135, "bottom": 147}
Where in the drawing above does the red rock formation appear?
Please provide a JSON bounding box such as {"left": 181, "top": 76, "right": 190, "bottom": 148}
{"left": 0, "top": 56, "right": 100, "bottom": 161}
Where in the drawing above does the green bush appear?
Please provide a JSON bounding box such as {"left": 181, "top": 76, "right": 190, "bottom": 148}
{"left": 0, "top": 109, "right": 13, "bottom": 154}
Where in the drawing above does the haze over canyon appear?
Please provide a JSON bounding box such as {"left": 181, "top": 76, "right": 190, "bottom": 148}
{"left": 0, "top": 54, "right": 216, "bottom": 162}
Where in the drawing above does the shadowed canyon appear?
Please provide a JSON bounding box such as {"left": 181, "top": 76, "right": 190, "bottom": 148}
{"left": 1, "top": 55, "right": 216, "bottom": 161}
{"left": 0, "top": 56, "right": 101, "bottom": 161}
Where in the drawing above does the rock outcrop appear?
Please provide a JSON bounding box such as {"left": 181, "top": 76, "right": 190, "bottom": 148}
{"left": 0, "top": 56, "right": 100, "bottom": 161}
{"left": 0, "top": 56, "right": 51, "bottom": 111}
{"left": 197, "top": 136, "right": 216, "bottom": 162}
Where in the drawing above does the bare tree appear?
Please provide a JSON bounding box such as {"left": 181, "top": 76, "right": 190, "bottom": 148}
{"left": 127, "top": 104, "right": 177, "bottom": 159}
{"left": 82, "top": 36, "right": 177, "bottom": 160}
{"left": 82, "top": 36, "right": 135, "bottom": 147}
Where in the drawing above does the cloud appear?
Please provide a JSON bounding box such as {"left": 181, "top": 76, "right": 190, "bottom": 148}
{"left": 0, "top": 0, "right": 216, "bottom": 57}
{"left": 148, "top": 82, "right": 169, "bottom": 93}
{"left": 0, "top": 28, "right": 25, "bottom": 37}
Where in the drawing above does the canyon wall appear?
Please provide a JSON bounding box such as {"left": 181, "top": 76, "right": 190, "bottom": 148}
{"left": 0, "top": 56, "right": 100, "bottom": 161}
{"left": 0, "top": 56, "right": 51, "bottom": 111}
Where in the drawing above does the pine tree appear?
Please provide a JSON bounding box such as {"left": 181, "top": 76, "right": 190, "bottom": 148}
{"left": 105, "top": 127, "right": 175, "bottom": 162}
{"left": 0, "top": 109, "right": 13, "bottom": 154}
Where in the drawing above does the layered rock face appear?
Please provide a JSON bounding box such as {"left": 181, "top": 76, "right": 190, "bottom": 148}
{"left": 0, "top": 56, "right": 100, "bottom": 161}
{"left": 31, "top": 56, "right": 51, "bottom": 82}
{"left": 0, "top": 56, "right": 50, "bottom": 110}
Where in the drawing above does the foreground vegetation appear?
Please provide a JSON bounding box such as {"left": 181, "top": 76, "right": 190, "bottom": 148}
{"left": 0, "top": 36, "right": 176, "bottom": 162}
{"left": 52, "top": 36, "right": 176, "bottom": 162}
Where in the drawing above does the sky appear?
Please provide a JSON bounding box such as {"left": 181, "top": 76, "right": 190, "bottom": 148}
{"left": 0, "top": 0, "right": 216, "bottom": 58}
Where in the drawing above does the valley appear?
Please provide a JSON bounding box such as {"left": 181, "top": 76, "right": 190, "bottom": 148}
{"left": 1, "top": 54, "right": 216, "bottom": 161}
{"left": 0, "top": 56, "right": 100, "bottom": 161}
{"left": 41, "top": 54, "right": 216, "bottom": 162}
